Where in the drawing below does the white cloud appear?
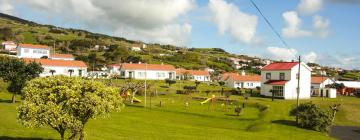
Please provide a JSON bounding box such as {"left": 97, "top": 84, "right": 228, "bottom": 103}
{"left": 297, "top": 0, "right": 323, "bottom": 15}
{"left": 313, "top": 15, "right": 330, "bottom": 38}
{"left": 266, "top": 47, "right": 298, "bottom": 61}
{"left": 14, "top": 0, "right": 196, "bottom": 46}
{"left": 303, "top": 52, "right": 318, "bottom": 63}
{"left": 208, "top": 0, "right": 258, "bottom": 44}
{"left": 0, "top": 0, "right": 15, "bottom": 15}
{"left": 282, "top": 11, "right": 312, "bottom": 38}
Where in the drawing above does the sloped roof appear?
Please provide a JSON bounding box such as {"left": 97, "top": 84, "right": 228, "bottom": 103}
{"left": 176, "top": 69, "right": 209, "bottom": 76}
{"left": 262, "top": 62, "right": 299, "bottom": 71}
{"left": 311, "top": 76, "right": 328, "bottom": 84}
{"left": 110, "top": 63, "right": 175, "bottom": 71}
{"left": 228, "top": 74, "right": 261, "bottom": 82}
{"left": 18, "top": 44, "right": 49, "bottom": 49}
{"left": 23, "top": 58, "right": 87, "bottom": 68}
{"left": 50, "top": 54, "right": 74, "bottom": 59}
{"left": 221, "top": 72, "right": 239, "bottom": 80}
{"left": 264, "top": 80, "right": 289, "bottom": 85}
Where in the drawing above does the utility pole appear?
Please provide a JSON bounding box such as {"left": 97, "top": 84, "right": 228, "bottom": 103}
{"left": 296, "top": 55, "right": 301, "bottom": 124}
{"left": 144, "top": 63, "right": 147, "bottom": 108}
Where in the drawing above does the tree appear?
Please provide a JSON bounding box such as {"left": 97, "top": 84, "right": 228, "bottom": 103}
{"left": 103, "top": 45, "right": 129, "bottom": 63}
{"left": 18, "top": 76, "right": 124, "bottom": 140}
{"left": 0, "top": 56, "right": 43, "bottom": 103}
{"left": 218, "top": 81, "right": 225, "bottom": 96}
{"left": 68, "top": 69, "right": 74, "bottom": 77}
{"left": 195, "top": 81, "right": 201, "bottom": 88}
{"left": 165, "top": 79, "right": 176, "bottom": 87}
{"left": 290, "top": 102, "right": 333, "bottom": 132}
{"left": 50, "top": 70, "right": 56, "bottom": 76}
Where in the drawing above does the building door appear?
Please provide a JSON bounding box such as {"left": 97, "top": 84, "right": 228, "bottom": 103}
{"left": 128, "top": 71, "right": 133, "bottom": 79}
{"left": 326, "top": 89, "right": 329, "bottom": 97}
{"left": 169, "top": 72, "right": 173, "bottom": 79}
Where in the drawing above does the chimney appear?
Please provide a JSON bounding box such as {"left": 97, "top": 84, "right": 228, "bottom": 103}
{"left": 130, "top": 62, "right": 132, "bottom": 64}
{"left": 138, "top": 62, "right": 142, "bottom": 64}
{"left": 241, "top": 70, "right": 246, "bottom": 76}
{"left": 161, "top": 62, "right": 164, "bottom": 65}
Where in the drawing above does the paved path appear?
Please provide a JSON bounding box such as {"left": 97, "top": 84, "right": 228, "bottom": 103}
{"left": 330, "top": 126, "right": 360, "bottom": 140}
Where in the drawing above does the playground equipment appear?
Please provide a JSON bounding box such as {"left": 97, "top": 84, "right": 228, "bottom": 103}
{"left": 124, "top": 91, "right": 142, "bottom": 103}
{"left": 201, "top": 94, "right": 216, "bottom": 105}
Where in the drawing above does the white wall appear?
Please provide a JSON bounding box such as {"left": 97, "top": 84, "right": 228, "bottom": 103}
{"left": 41, "top": 66, "right": 87, "bottom": 77}
{"left": 4, "top": 44, "right": 17, "bottom": 51}
{"left": 261, "top": 63, "right": 311, "bottom": 99}
{"left": 17, "top": 47, "right": 50, "bottom": 58}
{"left": 121, "top": 69, "right": 176, "bottom": 80}
{"left": 312, "top": 78, "right": 334, "bottom": 89}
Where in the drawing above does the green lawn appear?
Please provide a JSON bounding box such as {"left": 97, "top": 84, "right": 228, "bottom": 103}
{"left": 0, "top": 79, "right": 359, "bottom": 140}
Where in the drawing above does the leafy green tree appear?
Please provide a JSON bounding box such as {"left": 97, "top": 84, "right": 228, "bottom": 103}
{"left": 18, "top": 76, "right": 124, "bottom": 140}
{"left": 0, "top": 56, "right": 43, "bottom": 103}
{"left": 103, "top": 45, "right": 129, "bottom": 63}
{"left": 290, "top": 102, "right": 333, "bottom": 132}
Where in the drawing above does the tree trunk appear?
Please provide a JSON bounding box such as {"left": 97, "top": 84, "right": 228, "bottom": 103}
{"left": 79, "top": 130, "right": 85, "bottom": 140}
{"left": 12, "top": 93, "right": 16, "bottom": 103}
{"left": 60, "top": 131, "right": 65, "bottom": 140}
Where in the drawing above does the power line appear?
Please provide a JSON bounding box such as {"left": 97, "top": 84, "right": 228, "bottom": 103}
{"left": 250, "top": 0, "right": 289, "bottom": 48}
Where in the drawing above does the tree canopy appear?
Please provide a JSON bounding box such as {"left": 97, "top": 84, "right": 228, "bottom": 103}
{"left": 0, "top": 56, "right": 43, "bottom": 103}
{"left": 18, "top": 76, "right": 124, "bottom": 140}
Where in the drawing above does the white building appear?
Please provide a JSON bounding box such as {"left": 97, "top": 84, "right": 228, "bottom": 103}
{"left": 223, "top": 73, "right": 261, "bottom": 89}
{"left": 260, "top": 62, "right": 312, "bottom": 100}
{"left": 2, "top": 41, "right": 17, "bottom": 52}
{"left": 131, "top": 47, "right": 141, "bottom": 51}
{"left": 176, "top": 69, "right": 211, "bottom": 82}
{"left": 17, "top": 44, "right": 50, "bottom": 58}
{"left": 23, "top": 58, "right": 87, "bottom": 77}
{"left": 50, "top": 54, "right": 75, "bottom": 60}
{"left": 108, "top": 63, "right": 176, "bottom": 80}
{"left": 311, "top": 76, "right": 335, "bottom": 96}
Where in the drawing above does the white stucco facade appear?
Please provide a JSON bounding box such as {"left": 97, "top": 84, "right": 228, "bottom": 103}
{"left": 41, "top": 65, "right": 87, "bottom": 77}
{"left": 17, "top": 46, "right": 50, "bottom": 58}
{"left": 119, "top": 69, "right": 176, "bottom": 80}
{"left": 261, "top": 62, "right": 312, "bottom": 100}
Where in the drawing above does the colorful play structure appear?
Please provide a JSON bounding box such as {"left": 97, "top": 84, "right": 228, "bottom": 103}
{"left": 201, "top": 94, "right": 216, "bottom": 105}
{"left": 122, "top": 91, "right": 142, "bottom": 103}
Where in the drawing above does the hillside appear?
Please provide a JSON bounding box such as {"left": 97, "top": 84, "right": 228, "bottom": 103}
{"left": 0, "top": 13, "right": 359, "bottom": 80}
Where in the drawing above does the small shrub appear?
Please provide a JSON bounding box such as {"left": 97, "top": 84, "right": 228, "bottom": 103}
{"left": 290, "top": 102, "right": 332, "bottom": 132}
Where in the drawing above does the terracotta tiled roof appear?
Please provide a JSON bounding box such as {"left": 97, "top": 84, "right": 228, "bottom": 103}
{"left": 19, "top": 44, "right": 49, "bottom": 49}
{"left": 262, "top": 62, "right": 299, "bottom": 71}
{"left": 50, "top": 54, "right": 74, "bottom": 58}
{"left": 311, "top": 76, "right": 328, "bottom": 84}
{"left": 228, "top": 74, "right": 261, "bottom": 82}
{"left": 264, "top": 80, "right": 288, "bottom": 85}
{"left": 176, "top": 69, "right": 209, "bottom": 76}
{"left": 221, "top": 72, "right": 238, "bottom": 80}
{"left": 111, "top": 63, "right": 175, "bottom": 71}
{"left": 23, "top": 58, "right": 87, "bottom": 68}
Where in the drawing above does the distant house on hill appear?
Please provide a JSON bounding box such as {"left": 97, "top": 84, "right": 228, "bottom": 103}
{"left": 176, "top": 69, "right": 211, "bottom": 82}
{"left": 260, "top": 62, "right": 312, "bottom": 99}
{"left": 1, "top": 41, "right": 17, "bottom": 52}
{"left": 223, "top": 72, "right": 261, "bottom": 89}
{"left": 311, "top": 76, "right": 335, "bottom": 97}
{"left": 50, "top": 54, "right": 75, "bottom": 61}
{"left": 23, "top": 58, "right": 87, "bottom": 77}
{"left": 108, "top": 62, "right": 176, "bottom": 80}
{"left": 17, "top": 44, "right": 50, "bottom": 58}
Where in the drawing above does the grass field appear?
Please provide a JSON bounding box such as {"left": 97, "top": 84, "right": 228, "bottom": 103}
{"left": 0, "top": 79, "right": 359, "bottom": 140}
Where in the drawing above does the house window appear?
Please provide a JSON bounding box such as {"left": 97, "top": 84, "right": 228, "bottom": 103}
{"left": 250, "top": 83, "right": 253, "bottom": 86}
{"left": 266, "top": 73, "right": 271, "bottom": 80}
{"left": 24, "top": 48, "right": 29, "bottom": 53}
{"left": 280, "top": 73, "right": 285, "bottom": 80}
{"left": 156, "top": 72, "right": 165, "bottom": 77}
{"left": 138, "top": 72, "right": 146, "bottom": 77}
{"left": 120, "top": 71, "right": 125, "bottom": 76}
{"left": 272, "top": 86, "right": 284, "bottom": 97}
{"left": 78, "top": 70, "right": 82, "bottom": 76}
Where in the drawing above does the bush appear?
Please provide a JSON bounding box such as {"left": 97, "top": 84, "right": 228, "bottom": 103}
{"left": 290, "top": 102, "right": 332, "bottom": 132}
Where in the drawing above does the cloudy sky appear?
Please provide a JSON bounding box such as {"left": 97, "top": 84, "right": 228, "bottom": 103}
{"left": 1, "top": 0, "right": 360, "bottom": 69}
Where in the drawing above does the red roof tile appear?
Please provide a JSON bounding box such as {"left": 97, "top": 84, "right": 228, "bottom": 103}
{"left": 111, "top": 63, "right": 175, "bottom": 71}
{"left": 176, "top": 69, "right": 209, "bottom": 76}
{"left": 50, "top": 54, "right": 74, "bottom": 58}
{"left": 311, "top": 76, "right": 328, "bottom": 84}
{"left": 19, "top": 44, "right": 49, "bottom": 49}
{"left": 228, "top": 74, "right": 261, "bottom": 82}
{"left": 262, "top": 62, "right": 299, "bottom": 71}
{"left": 23, "top": 58, "right": 87, "bottom": 68}
{"left": 264, "top": 80, "right": 288, "bottom": 85}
